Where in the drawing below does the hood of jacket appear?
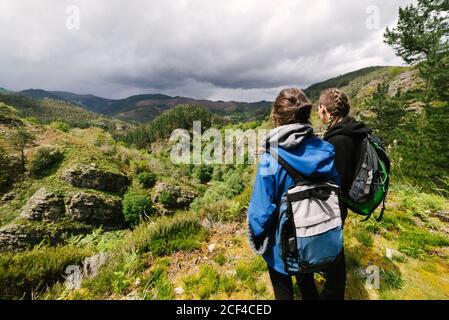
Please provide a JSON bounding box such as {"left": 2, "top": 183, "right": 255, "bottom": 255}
{"left": 265, "top": 123, "right": 336, "bottom": 178}
{"left": 323, "top": 116, "right": 372, "bottom": 141}
{"left": 265, "top": 123, "right": 314, "bottom": 150}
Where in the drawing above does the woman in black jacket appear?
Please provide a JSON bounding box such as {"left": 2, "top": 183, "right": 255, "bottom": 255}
{"left": 319, "top": 88, "right": 372, "bottom": 222}
{"left": 313, "top": 88, "right": 372, "bottom": 299}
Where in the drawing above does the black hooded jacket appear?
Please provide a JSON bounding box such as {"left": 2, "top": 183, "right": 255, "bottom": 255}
{"left": 323, "top": 116, "right": 372, "bottom": 198}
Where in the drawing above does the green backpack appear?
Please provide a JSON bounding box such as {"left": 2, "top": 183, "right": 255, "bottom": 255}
{"left": 343, "top": 134, "right": 390, "bottom": 221}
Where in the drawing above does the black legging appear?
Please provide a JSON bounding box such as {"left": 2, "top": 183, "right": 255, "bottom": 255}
{"left": 268, "top": 250, "right": 347, "bottom": 300}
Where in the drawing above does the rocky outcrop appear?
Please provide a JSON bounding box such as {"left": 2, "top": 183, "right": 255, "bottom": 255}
{"left": 0, "top": 187, "right": 125, "bottom": 251}
{"left": 153, "top": 182, "right": 197, "bottom": 210}
{"left": 66, "top": 192, "right": 124, "bottom": 229}
{"left": 388, "top": 69, "right": 424, "bottom": 97}
{"left": 1, "top": 191, "right": 16, "bottom": 202}
{"left": 0, "top": 224, "right": 44, "bottom": 252}
{"left": 20, "top": 188, "right": 65, "bottom": 222}
{"left": 405, "top": 101, "right": 426, "bottom": 114}
{"left": 60, "top": 164, "right": 130, "bottom": 194}
{"left": 0, "top": 222, "right": 94, "bottom": 252}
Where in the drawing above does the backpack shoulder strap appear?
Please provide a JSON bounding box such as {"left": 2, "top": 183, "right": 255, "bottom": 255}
{"left": 268, "top": 148, "right": 306, "bottom": 183}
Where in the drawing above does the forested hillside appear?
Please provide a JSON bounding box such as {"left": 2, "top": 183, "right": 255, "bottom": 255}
{"left": 115, "top": 105, "right": 226, "bottom": 148}
{"left": 0, "top": 93, "right": 128, "bottom": 133}
{"left": 17, "top": 90, "right": 271, "bottom": 124}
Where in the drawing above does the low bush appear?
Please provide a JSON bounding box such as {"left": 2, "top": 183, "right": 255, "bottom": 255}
{"left": 142, "top": 214, "right": 207, "bottom": 256}
{"left": 235, "top": 257, "right": 267, "bottom": 283}
{"left": 50, "top": 121, "right": 71, "bottom": 133}
{"left": 193, "top": 165, "right": 213, "bottom": 184}
{"left": 235, "top": 257, "right": 268, "bottom": 296}
{"left": 29, "top": 146, "right": 64, "bottom": 178}
{"left": 213, "top": 253, "right": 227, "bottom": 266}
{"left": 380, "top": 268, "right": 404, "bottom": 291}
{"left": 0, "top": 245, "right": 92, "bottom": 299}
{"left": 137, "top": 172, "right": 157, "bottom": 188}
{"left": 184, "top": 265, "right": 221, "bottom": 299}
{"left": 140, "top": 261, "right": 174, "bottom": 300}
{"left": 354, "top": 228, "right": 374, "bottom": 247}
{"left": 158, "top": 191, "right": 176, "bottom": 207}
{"left": 122, "top": 191, "right": 154, "bottom": 228}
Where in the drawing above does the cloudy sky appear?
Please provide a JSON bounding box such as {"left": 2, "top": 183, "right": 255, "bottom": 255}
{"left": 0, "top": 0, "right": 414, "bottom": 102}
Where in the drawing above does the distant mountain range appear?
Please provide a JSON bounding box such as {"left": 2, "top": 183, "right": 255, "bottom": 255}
{"left": 16, "top": 89, "right": 272, "bottom": 123}
{"left": 4, "top": 66, "right": 394, "bottom": 123}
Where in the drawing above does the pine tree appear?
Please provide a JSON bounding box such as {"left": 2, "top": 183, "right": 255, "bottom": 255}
{"left": 9, "top": 127, "right": 35, "bottom": 173}
{"left": 384, "top": 0, "right": 449, "bottom": 101}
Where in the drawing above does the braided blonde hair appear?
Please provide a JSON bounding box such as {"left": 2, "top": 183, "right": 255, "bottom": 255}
{"left": 319, "top": 88, "right": 350, "bottom": 128}
{"left": 271, "top": 88, "right": 312, "bottom": 127}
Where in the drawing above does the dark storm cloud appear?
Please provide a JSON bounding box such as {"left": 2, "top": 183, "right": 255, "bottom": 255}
{"left": 0, "top": 0, "right": 414, "bottom": 101}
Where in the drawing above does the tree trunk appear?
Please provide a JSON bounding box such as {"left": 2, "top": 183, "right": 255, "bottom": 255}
{"left": 20, "top": 148, "right": 25, "bottom": 173}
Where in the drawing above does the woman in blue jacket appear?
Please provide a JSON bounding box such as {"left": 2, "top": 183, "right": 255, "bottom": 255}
{"left": 247, "top": 88, "right": 340, "bottom": 300}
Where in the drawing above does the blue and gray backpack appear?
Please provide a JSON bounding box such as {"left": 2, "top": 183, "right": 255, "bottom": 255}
{"left": 270, "top": 149, "right": 344, "bottom": 275}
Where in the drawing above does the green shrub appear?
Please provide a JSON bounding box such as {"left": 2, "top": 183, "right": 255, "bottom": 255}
{"left": 50, "top": 121, "right": 71, "bottom": 132}
{"left": 159, "top": 191, "right": 176, "bottom": 207}
{"left": 122, "top": 191, "right": 154, "bottom": 228}
{"left": 193, "top": 165, "right": 213, "bottom": 184}
{"left": 235, "top": 257, "right": 267, "bottom": 295}
{"left": 355, "top": 228, "right": 374, "bottom": 247}
{"left": 140, "top": 265, "right": 175, "bottom": 300}
{"left": 29, "top": 146, "right": 64, "bottom": 178}
{"left": 184, "top": 265, "right": 221, "bottom": 299}
{"left": 223, "top": 201, "right": 244, "bottom": 222}
{"left": 380, "top": 268, "right": 404, "bottom": 291}
{"left": 66, "top": 228, "right": 126, "bottom": 252}
{"left": 396, "top": 183, "right": 447, "bottom": 214}
{"left": 224, "top": 172, "right": 244, "bottom": 197}
{"left": 137, "top": 172, "right": 157, "bottom": 188}
{"left": 0, "top": 245, "right": 92, "bottom": 299}
{"left": 130, "top": 160, "right": 151, "bottom": 175}
{"left": 190, "top": 170, "right": 247, "bottom": 222}
{"left": 212, "top": 166, "right": 225, "bottom": 181}
{"left": 235, "top": 256, "right": 267, "bottom": 283}
{"left": 219, "top": 275, "right": 237, "bottom": 295}
{"left": 213, "top": 253, "right": 227, "bottom": 266}
{"left": 142, "top": 214, "right": 207, "bottom": 256}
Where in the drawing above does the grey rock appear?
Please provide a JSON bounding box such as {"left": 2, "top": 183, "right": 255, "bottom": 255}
{"left": 433, "top": 211, "right": 449, "bottom": 223}
{"left": 388, "top": 69, "right": 424, "bottom": 97}
{"left": 1, "top": 192, "right": 16, "bottom": 202}
{"left": 20, "top": 188, "right": 65, "bottom": 222}
{"left": 61, "top": 164, "right": 130, "bottom": 194}
{"left": 0, "top": 222, "right": 94, "bottom": 252}
{"left": 0, "top": 224, "right": 43, "bottom": 252}
{"left": 405, "top": 101, "right": 425, "bottom": 114}
{"left": 66, "top": 192, "right": 124, "bottom": 229}
{"left": 174, "top": 287, "right": 184, "bottom": 295}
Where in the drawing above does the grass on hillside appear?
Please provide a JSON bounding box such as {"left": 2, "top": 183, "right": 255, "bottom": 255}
{"left": 7, "top": 178, "right": 441, "bottom": 301}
